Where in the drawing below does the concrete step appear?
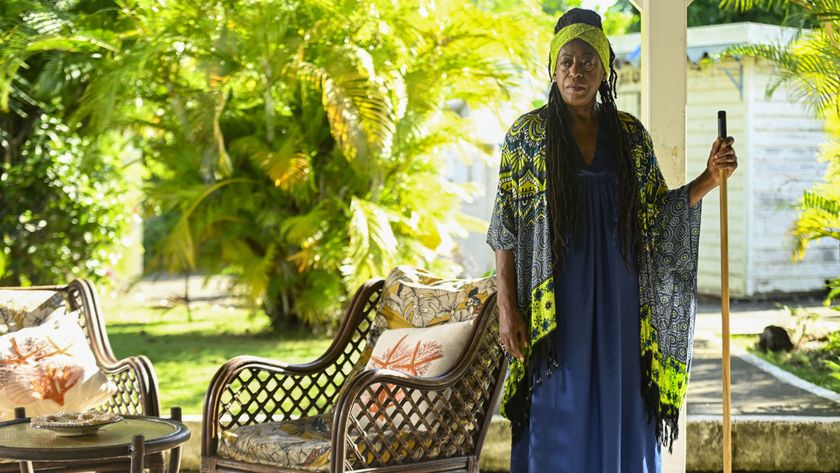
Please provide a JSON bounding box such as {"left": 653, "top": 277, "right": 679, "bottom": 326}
{"left": 482, "top": 414, "right": 840, "bottom": 472}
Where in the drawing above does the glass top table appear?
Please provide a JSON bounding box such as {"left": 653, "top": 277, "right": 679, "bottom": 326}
{"left": 0, "top": 408, "right": 190, "bottom": 473}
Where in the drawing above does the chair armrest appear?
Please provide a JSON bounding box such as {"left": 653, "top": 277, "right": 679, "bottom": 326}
{"left": 201, "top": 278, "right": 384, "bottom": 458}
{"left": 329, "top": 293, "right": 508, "bottom": 472}
{"left": 62, "top": 280, "right": 163, "bottom": 418}
{"left": 98, "top": 354, "right": 161, "bottom": 417}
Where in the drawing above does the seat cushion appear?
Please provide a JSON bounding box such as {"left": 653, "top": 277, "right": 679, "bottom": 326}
{"left": 218, "top": 414, "right": 333, "bottom": 472}
{"left": 217, "top": 413, "right": 440, "bottom": 471}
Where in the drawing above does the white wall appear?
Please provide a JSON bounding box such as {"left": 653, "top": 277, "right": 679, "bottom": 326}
{"left": 747, "top": 58, "right": 839, "bottom": 295}
{"left": 685, "top": 58, "right": 750, "bottom": 297}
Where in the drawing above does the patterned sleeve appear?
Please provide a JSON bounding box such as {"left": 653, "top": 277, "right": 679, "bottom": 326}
{"left": 630, "top": 117, "right": 703, "bottom": 446}
{"left": 486, "top": 130, "right": 517, "bottom": 251}
{"left": 635, "top": 119, "right": 704, "bottom": 377}
{"left": 639, "top": 125, "right": 703, "bottom": 275}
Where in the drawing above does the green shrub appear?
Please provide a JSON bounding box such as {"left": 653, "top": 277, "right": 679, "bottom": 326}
{"left": 0, "top": 115, "right": 129, "bottom": 285}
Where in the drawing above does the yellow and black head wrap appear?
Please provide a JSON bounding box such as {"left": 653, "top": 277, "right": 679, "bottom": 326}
{"left": 548, "top": 11, "right": 612, "bottom": 78}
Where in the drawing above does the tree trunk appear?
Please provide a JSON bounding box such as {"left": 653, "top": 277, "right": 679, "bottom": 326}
{"left": 265, "top": 291, "right": 300, "bottom": 331}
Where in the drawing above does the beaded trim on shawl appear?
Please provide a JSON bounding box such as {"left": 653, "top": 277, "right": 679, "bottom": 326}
{"left": 489, "top": 106, "right": 702, "bottom": 452}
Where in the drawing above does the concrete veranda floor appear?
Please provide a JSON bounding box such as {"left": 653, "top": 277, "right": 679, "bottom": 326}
{"left": 689, "top": 296, "right": 840, "bottom": 417}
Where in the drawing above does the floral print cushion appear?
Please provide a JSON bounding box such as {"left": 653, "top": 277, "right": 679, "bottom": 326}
{"left": 366, "top": 266, "right": 496, "bottom": 348}
{"left": 218, "top": 414, "right": 333, "bottom": 472}
{"left": 0, "top": 290, "right": 66, "bottom": 335}
{"left": 217, "top": 413, "right": 441, "bottom": 470}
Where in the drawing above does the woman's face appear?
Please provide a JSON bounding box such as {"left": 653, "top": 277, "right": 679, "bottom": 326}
{"left": 554, "top": 39, "right": 605, "bottom": 108}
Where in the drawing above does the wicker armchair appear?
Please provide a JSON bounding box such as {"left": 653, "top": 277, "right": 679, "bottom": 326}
{"left": 201, "top": 277, "right": 507, "bottom": 473}
{"left": 0, "top": 279, "right": 161, "bottom": 472}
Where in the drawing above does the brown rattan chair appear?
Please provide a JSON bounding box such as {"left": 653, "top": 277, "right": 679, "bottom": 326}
{"left": 201, "top": 277, "right": 507, "bottom": 473}
{"left": 0, "top": 279, "right": 162, "bottom": 472}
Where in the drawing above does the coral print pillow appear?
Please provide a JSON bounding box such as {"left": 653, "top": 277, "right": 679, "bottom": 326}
{"left": 0, "top": 311, "right": 116, "bottom": 419}
{"left": 356, "top": 319, "right": 476, "bottom": 430}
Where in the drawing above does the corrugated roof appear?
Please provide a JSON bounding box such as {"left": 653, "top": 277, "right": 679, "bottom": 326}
{"left": 610, "top": 21, "right": 805, "bottom": 66}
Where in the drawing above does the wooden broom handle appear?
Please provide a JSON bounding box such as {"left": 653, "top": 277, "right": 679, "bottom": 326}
{"left": 718, "top": 110, "right": 732, "bottom": 473}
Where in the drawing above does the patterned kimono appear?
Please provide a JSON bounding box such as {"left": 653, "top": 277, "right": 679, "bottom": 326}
{"left": 486, "top": 105, "right": 702, "bottom": 450}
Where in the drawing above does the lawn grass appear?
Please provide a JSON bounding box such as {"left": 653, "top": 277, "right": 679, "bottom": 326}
{"left": 100, "top": 296, "right": 332, "bottom": 415}
{"left": 732, "top": 334, "right": 840, "bottom": 394}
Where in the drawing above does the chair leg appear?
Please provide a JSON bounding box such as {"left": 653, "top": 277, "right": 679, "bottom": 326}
{"left": 130, "top": 435, "right": 145, "bottom": 473}
{"left": 167, "top": 408, "right": 183, "bottom": 473}
{"left": 13, "top": 409, "right": 32, "bottom": 473}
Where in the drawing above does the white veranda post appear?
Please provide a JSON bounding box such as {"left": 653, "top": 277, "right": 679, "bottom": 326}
{"left": 626, "top": 1, "right": 693, "bottom": 472}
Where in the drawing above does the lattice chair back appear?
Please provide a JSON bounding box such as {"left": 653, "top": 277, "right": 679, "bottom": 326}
{"left": 210, "top": 278, "right": 385, "bottom": 435}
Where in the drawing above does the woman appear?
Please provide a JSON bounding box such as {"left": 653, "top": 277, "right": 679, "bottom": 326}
{"left": 486, "top": 8, "right": 737, "bottom": 472}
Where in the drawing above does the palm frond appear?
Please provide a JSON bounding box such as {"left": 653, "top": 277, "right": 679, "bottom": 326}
{"left": 224, "top": 240, "right": 276, "bottom": 307}
{"left": 160, "top": 217, "right": 196, "bottom": 272}
{"left": 0, "top": 28, "right": 36, "bottom": 111}
{"left": 792, "top": 189, "right": 840, "bottom": 261}
{"left": 68, "top": 67, "right": 125, "bottom": 129}
{"left": 157, "top": 177, "right": 252, "bottom": 271}
{"left": 24, "top": 34, "right": 118, "bottom": 54}
{"left": 292, "top": 269, "right": 345, "bottom": 326}
{"left": 803, "top": 189, "right": 840, "bottom": 216}
{"left": 230, "top": 133, "right": 314, "bottom": 192}
{"left": 343, "top": 197, "right": 398, "bottom": 285}
{"left": 293, "top": 58, "right": 396, "bottom": 168}
{"left": 727, "top": 29, "right": 840, "bottom": 118}
{"left": 20, "top": 10, "right": 70, "bottom": 35}
{"left": 455, "top": 212, "right": 489, "bottom": 233}
{"left": 279, "top": 202, "right": 331, "bottom": 246}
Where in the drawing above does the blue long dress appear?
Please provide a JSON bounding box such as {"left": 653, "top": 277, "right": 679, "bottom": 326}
{"left": 509, "top": 118, "right": 662, "bottom": 472}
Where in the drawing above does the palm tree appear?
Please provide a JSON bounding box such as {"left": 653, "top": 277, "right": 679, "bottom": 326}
{"left": 60, "top": 0, "right": 547, "bottom": 328}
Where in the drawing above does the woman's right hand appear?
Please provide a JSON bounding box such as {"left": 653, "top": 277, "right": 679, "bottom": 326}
{"left": 499, "top": 303, "right": 528, "bottom": 362}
